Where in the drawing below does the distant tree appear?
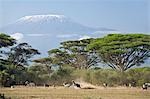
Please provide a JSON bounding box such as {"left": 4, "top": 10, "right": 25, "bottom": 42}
{"left": 88, "top": 34, "right": 150, "bottom": 72}
{"left": 33, "top": 57, "right": 53, "bottom": 75}
{"left": 8, "top": 43, "right": 40, "bottom": 67}
{"left": 48, "top": 39, "right": 99, "bottom": 69}
{"left": 3, "top": 43, "right": 40, "bottom": 86}
{"left": 0, "top": 33, "right": 16, "bottom": 86}
{"left": 28, "top": 64, "right": 50, "bottom": 84}
{"left": 48, "top": 48, "right": 69, "bottom": 67}
{"left": 0, "top": 34, "right": 40, "bottom": 86}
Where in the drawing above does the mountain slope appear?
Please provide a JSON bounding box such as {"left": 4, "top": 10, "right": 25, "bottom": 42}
{"left": 0, "top": 14, "right": 116, "bottom": 56}
{"left": 1, "top": 14, "right": 115, "bottom": 34}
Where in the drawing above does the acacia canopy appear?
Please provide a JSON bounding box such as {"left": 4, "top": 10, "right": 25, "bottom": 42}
{"left": 88, "top": 34, "right": 150, "bottom": 72}
{"left": 8, "top": 43, "right": 40, "bottom": 66}
{"left": 48, "top": 39, "right": 99, "bottom": 69}
{"left": 0, "top": 33, "right": 16, "bottom": 48}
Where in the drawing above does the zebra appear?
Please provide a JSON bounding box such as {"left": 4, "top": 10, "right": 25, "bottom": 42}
{"left": 25, "top": 81, "right": 35, "bottom": 87}
{"left": 103, "top": 83, "right": 107, "bottom": 88}
{"left": 142, "top": 83, "right": 147, "bottom": 90}
{"left": 63, "top": 82, "right": 72, "bottom": 87}
{"left": 72, "top": 80, "right": 81, "bottom": 89}
{"left": 142, "top": 83, "right": 150, "bottom": 90}
{"left": 145, "top": 83, "right": 150, "bottom": 87}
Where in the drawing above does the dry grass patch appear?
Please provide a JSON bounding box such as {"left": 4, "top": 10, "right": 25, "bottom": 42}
{"left": 0, "top": 87, "right": 150, "bottom": 99}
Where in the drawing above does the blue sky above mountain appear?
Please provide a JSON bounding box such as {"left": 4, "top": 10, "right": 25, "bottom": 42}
{"left": 0, "top": 0, "right": 149, "bottom": 33}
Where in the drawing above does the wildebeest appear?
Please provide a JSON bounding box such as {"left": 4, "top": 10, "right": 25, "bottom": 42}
{"left": 3, "top": 77, "right": 16, "bottom": 87}
{"left": 44, "top": 84, "right": 49, "bottom": 87}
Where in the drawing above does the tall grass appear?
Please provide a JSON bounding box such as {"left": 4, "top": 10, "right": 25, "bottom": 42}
{"left": 48, "top": 67, "right": 150, "bottom": 86}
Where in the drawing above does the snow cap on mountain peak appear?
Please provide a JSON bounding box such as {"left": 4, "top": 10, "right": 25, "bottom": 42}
{"left": 17, "top": 14, "right": 68, "bottom": 23}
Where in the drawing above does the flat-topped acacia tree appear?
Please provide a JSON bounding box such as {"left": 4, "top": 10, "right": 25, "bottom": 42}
{"left": 48, "top": 39, "right": 99, "bottom": 69}
{"left": 8, "top": 43, "right": 40, "bottom": 67}
{"left": 88, "top": 34, "right": 150, "bottom": 72}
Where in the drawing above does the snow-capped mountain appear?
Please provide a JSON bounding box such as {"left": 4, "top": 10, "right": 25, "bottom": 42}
{"left": 16, "top": 15, "right": 68, "bottom": 23}
{"left": 16, "top": 15, "right": 69, "bottom": 24}
{"left": 1, "top": 14, "right": 115, "bottom": 34}
{"left": 0, "top": 14, "right": 116, "bottom": 56}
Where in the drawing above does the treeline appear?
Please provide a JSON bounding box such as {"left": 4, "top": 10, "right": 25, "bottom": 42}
{"left": 27, "top": 66, "right": 150, "bottom": 86}
{"left": 0, "top": 33, "right": 150, "bottom": 87}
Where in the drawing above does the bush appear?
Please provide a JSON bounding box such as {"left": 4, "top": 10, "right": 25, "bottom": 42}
{"left": 14, "top": 64, "right": 150, "bottom": 87}
{"left": 71, "top": 67, "right": 150, "bottom": 86}
{"left": 49, "top": 66, "right": 74, "bottom": 85}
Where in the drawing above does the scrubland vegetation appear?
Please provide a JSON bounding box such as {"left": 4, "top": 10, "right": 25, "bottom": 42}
{"left": 0, "top": 33, "right": 150, "bottom": 99}
{"left": 25, "top": 66, "right": 150, "bottom": 86}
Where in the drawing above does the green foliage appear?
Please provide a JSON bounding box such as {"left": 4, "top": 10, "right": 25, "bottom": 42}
{"left": 28, "top": 64, "right": 51, "bottom": 84}
{"left": 8, "top": 43, "right": 40, "bottom": 66}
{"left": 0, "top": 33, "right": 40, "bottom": 86}
{"left": 126, "top": 67, "right": 150, "bottom": 86}
{"left": 0, "top": 33, "right": 16, "bottom": 48}
{"left": 33, "top": 57, "right": 53, "bottom": 75}
{"left": 48, "top": 48, "right": 70, "bottom": 67}
{"left": 88, "top": 34, "right": 150, "bottom": 71}
{"left": 0, "top": 33, "right": 149, "bottom": 87}
{"left": 47, "top": 39, "right": 99, "bottom": 69}
{"left": 72, "top": 67, "right": 150, "bottom": 86}
{"left": 0, "top": 33, "right": 16, "bottom": 86}
{"left": 49, "top": 66, "right": 74, "bottom": 85}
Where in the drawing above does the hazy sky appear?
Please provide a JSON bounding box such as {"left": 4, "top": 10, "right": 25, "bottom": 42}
{"left": 0, "top": 0, "right": 149, "bottom": 33}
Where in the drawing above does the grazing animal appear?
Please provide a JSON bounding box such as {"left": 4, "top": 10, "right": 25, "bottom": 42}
{"left": 131, "top": 81, "right": 136, "bottom": 87}
{"left": 0, "top": 93, "right": 5, "bottom": 99}
{"left": 25, "top": 81, "right": 36, "bottom": 87}
{"left": 11, "top": 85, "right": 14, "bottom": 88}
{"left": 145, "top": 83, "right": 150, "bottom": 87}
{"left": 44, "top": 84, "right": 49, "bottom": 87}
{"left": 63, "top": 82, "right": 72, "bottom": 87}
{"left": 129, "top": 83, "right": 132, "bottom": 88}
{"left": 142, "top": 83, "right": 150, "bottom": 90}
{"left": 103, "top": 83, "right": 107, "bottom": 88}
{"left": 72, "top": 80, "right": 81, "bottom": 89}
{"left": 27, "top": 82, "right": 36, "bottom": 87}
{"left": 142, "top": 83, "right": 147, "bottom": 90}
{"left": 25, "top": 81, "right": 29, "bottom": 86}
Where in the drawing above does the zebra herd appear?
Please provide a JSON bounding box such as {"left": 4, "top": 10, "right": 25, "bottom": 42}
{"left": 6, "top": 80, "right": 150, "bottom": 90}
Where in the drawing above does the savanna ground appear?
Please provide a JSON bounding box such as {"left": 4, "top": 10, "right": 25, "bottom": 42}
{"left": 0, "top": 86, "right": 150, "bottom": 99}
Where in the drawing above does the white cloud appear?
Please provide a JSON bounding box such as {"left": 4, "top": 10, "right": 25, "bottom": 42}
{"left": 11, "top": 33, "right": 24, "bottom": 42}
{"left": 26, "top": 34, "right": 48, "bottom": 37}
{"left": 79, "top": 35, "right": 91, "bottom": 40}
